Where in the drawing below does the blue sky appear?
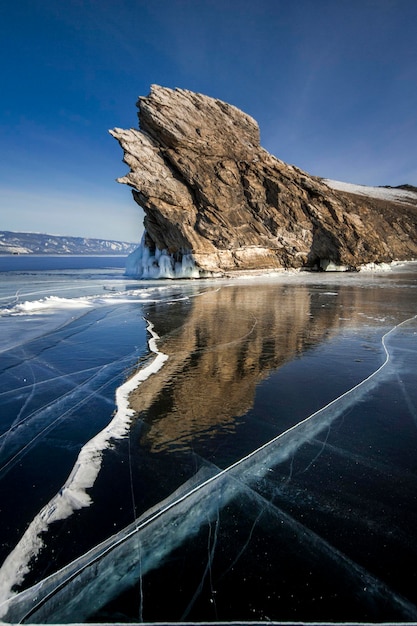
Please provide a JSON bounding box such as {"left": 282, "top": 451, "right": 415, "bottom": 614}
{"left": 1, "top": 0, "right": 416, "bottom": 242}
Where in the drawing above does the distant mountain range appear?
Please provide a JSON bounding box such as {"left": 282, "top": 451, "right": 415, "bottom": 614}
{"left": 0, "top": 231, "right": 138, "bottom": 255}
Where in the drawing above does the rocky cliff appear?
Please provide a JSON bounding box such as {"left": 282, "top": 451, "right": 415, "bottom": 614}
{"left": 111, "top": 85, "right": 417, "bottom": 276}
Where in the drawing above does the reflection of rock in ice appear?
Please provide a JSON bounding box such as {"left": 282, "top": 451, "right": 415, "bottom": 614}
{"left": 130, "top": 281, "right": 386, "bottom": 453}
{"left": 2, "top": 316, "right": 415, "bottom": 624}
{"left": 131, "top": 283, "right": 320, "bottom": 451}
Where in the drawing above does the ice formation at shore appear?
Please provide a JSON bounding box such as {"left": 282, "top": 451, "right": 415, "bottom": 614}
{"left": 125, "top": 233, "right": 203, "bottom": 279}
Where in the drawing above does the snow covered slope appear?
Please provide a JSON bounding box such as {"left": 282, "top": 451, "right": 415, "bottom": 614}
{"left": 324, "top": 180, "right": 417, "bottom": 206}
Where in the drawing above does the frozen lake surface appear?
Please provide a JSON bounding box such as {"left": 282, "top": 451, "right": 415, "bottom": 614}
{"left": 0, "top": 257, "right": 416, "bottom": 623}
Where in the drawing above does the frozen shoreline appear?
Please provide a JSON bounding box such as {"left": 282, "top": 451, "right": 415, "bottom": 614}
{"left": 210, "top": 258, "right": 417, "bottom": 284}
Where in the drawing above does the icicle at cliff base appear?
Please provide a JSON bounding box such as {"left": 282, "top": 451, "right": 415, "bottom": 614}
{"left": 125, "top": 232, "right": 202, "bottom": 279}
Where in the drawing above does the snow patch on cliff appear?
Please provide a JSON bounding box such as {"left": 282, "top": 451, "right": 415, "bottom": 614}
{"left": 324, "top": 180, "right": 417, "bottom": 205}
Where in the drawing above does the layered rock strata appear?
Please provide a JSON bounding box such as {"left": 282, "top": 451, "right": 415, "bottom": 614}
{"left": 111, "top": 85, "right": 417, "bottom": 275}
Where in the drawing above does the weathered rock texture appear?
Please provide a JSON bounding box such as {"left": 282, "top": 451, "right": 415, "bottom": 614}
{"left": 111, "top": 85, "right": 417, "bottom": 273}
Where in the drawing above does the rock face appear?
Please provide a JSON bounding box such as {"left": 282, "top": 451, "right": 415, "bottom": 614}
{"left": 110, "top": 85, "right": 417, "bottom": 275}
